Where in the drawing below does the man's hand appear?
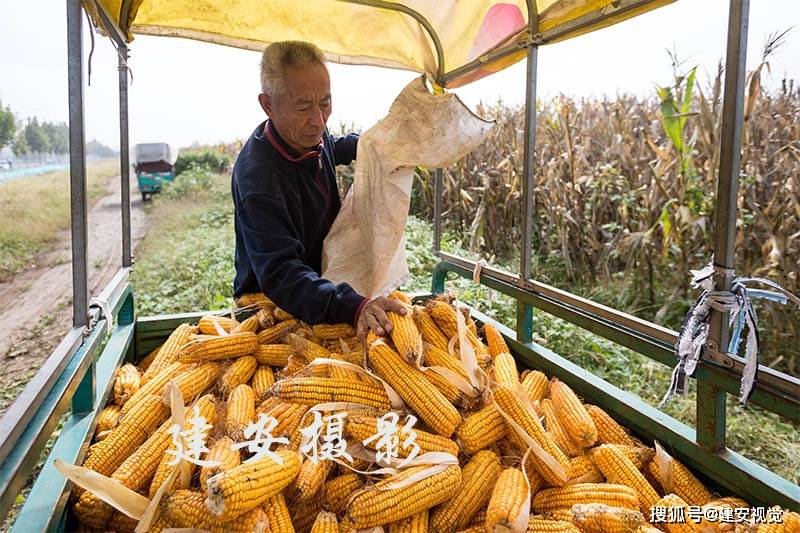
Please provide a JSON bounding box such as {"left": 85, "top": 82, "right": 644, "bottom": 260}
{"left": 356, "top": 296, "right": 408, "bottom": 346}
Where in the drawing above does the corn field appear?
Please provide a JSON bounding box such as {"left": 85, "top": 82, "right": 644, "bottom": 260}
{"left": 411, "top": 52, "right": 799, "bottom": 376}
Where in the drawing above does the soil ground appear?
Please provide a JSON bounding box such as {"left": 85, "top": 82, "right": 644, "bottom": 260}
{"left": 0, "top": 174, "right": 147, "bottom": 415}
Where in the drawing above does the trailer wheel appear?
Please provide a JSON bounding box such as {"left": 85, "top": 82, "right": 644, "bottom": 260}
{"left": 142, "top": 192, "right": 151, "bottom": 202}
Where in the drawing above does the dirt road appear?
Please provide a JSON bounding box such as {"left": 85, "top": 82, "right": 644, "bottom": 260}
{"left": 0, "top": 174, "right": 148, "bottom": 414}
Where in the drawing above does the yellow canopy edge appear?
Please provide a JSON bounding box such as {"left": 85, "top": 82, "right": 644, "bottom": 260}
{"left": 87, "top": 0, "right": 675, "bottom": 87}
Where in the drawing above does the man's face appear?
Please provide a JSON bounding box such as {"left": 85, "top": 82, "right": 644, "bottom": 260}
{"left": 261, "top": 64, "right": 331, "bottom": 153}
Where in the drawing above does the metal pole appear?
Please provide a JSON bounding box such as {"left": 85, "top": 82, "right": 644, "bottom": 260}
{"left": 516, "top": 44, "right": 538, "bottom": 344}
{"left": 119, "top": 48, "right": 132, "bottom": 268}
{"left": 433, "top": 168, "right": 443, "bottom": 253}
{"left": 67, "top": 0, "right": 88, "bottom": 329}
{"left": 699, "top": 0, "right": 750, "bottom": 452}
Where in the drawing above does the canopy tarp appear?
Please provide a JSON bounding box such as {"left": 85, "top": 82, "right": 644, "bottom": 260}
{"left": 86, "top": 0, "right": 673, "bottom": 87}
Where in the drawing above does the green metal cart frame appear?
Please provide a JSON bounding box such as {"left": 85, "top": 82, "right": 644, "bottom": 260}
{"left": 0, "top": 0, "right": 797, "bottom": 530}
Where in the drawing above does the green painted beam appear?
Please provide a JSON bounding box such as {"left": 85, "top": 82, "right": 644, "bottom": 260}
{"left": 7, "top": 320, "right": 134, "bottom": 532}
{"left": 432, "top": 260, "right": 799, "bottom": 422}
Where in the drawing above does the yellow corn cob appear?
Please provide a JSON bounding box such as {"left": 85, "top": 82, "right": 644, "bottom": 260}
{"left": 592, "top": 444, "right": 660, "bottom": 514}
{"left": 389, "top": 290, "right": 413, "bottom": 304}
{"left": 550, "top": 379, "right": 597, "bottom": 447}
{"left": 414, "top": 306, "right": 451, "bottom": 352}
{"left": 251, "top": 364, "right": 276, "bottom": 400}
{"left": 83, "top": 395, "right": 169, "bottom": 476}
{"left": 257, "top": 400, "right": 308, "bottom": 437}
{"left": 427, "top": 301, "right": 492, "bottom": 362}
{"left": 541, "top": 398, "right": 583, "bottom": 457}
{"left": 236, "top": 292, "right": 273, "bottom": 310}
{"left": 232, "top": 314, "right": 260, "bottom": 334}
{"left": 483, "top": 324, "right": 510, "bottom": 358}
{"left": 95, "top": 404, "right": 120, "bottom": 434}
{"left": 281, "top": 354, "right": 311, "bottom": 378}
{"left": 568, "top": 454, "right": 603, "bottom": 483}
{"left": 388, "top": 308, "right": 423, "bottom": 363}
{"left": 756, "top": 510, "right": 800, "bottom": 533}
{"left": 255, "top": 307, "right": 276, "bottom": 329}
{"left": 531, "top": 483, "right": 640, "bottom": 512}
{"left": 541, "top": 508, "right": 573, "bottom": 522}
{"left": 522, "top": 454, "right": 545, "bottom": 494}
{"left": 343, "top": 464, "right": 461, "bottom": 529}
{"left": 324, "top": 473, "right": 365, "bottom": 515}
{"left": 273, "top": 376, "right": 391, "bottom": 410}
{"left": 258, "top": 319, "right": 300, "bottom": 344}
{"left": 292, "top": 457, "right": 333, "bottom": 501}
{"left": 219, "top": 356, "right": 258, "bottom": 397}
{"left": 177, "top": 331, "right": 258, "bottom": 363}
{"left": 430, "top": 449, "right": 502, "bottom": 532}
{"left": 199, "top": 315, "right": 237, "bottom": 335}
{"left": 112, "top": 364, "right": 141, "bottom": 406}
{"left": 466, "top": 507, "right": 488, "bottom": 528}
{"left": 75, "top": 395, "right": 216, "bottom": 528}
{"left": 492, "top": 386, "right": 570, "bottom": 486}
{"left": 423, "top": 343, "right": 470, "bottom": 380}
{"left": 605, "top": 444, "right": 654, "bottom": 470}
{"left": 141, "top": 323, "right": 196, "bottom": 383}
{"left": 520, "top": 371, "right": 549, "bottom": 402}
{"left": 200, "top": 436, "right": 242, "bottom": 490}
{"left": 486, "top": 467, "right": 529, "bottom": 532}
{"left": 585, "top": 404, "right": 636, "bottom": 446}
{"left": 212, "top": 506, "right": 270, "bottom": 533}
{"left": 311, "top": 510, "right": 339, "bottom": 533}
{"left": 347, "top": 414, "right": 460, "bottom": 457}
{"left": 263, "top": 493, "right": 295, "bottom": 533}
{"left": 368, "top": 341, "right": 460, "bottom": 437}
{"left": 526, "top": 516, "right": 582, "bottom": 532}
{"left": 137, "top": 345, "right": 160, "bottom": 373}
{"left": 493, "top": 352, "right": 520, "bottom": 388}
{"left": 570, "top": 504, "right": 646, "bottom": 533}
{"left": 454, "top": 405, "right": 506, "bottom": 454}
{"left": 312, "top": 323, "right": 357, "bottom": 340}
{"left": 647, "top": 457, "right": 713, "bottom": 506}
{"left": 254, "top": 344, "right": 295, "bottom": 366}
{"left": 288, "top": 332, "right": 331, "bottom": 361}
{"left": 149, "top": 447, "right": 179, "bottom": 497}
{"left": 107, "top": 509, "right": 139, "bottom": 532}
{"left": 225, "top": 384, "right": 255, "bottom": 441}
{"left": 274, "top": 308, "right": 294, "bottom": 322}
{"left": 161, "top": 489, "right": 226, "bottom": 528}
{"left": 651, "top": 493, "right": 700, "bottom": 533}
{"left": 389, "top": 509, "right": 429, "bottom": 533}
{"left": 119, "top": 361, "right": 185, "bottom": 417}
{"left": 166, "top": 361, "right": 221, "bottom": 404}
{"left": 206, "top": 448, "right": 301, "bottom": 520}
{"left": 291, "top": 485, "right": 326, "bottom": 533}
{"left": 422, "top": 367, "right": 469, "bottom": 408}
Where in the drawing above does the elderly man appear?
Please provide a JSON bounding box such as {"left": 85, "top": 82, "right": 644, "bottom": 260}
{"left": 232, "top": 41, "right": 405, "bottom": 342}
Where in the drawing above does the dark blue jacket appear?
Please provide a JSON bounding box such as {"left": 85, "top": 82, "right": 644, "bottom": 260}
{"left": 232, "top": 120, "right": 366, "bottom": 325}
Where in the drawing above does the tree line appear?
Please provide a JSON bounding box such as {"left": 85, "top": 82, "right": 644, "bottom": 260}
{"left": 0, "top": 99, "right": 69, "bottom": 155}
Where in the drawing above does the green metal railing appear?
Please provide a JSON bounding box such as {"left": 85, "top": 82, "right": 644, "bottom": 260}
{"left": 431, "top": 255, "right": 800, "bottom": 510}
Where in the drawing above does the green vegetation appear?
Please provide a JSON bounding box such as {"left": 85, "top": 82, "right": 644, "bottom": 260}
{"left": 132, "top": 167, "right": 236, "bottom": 315}
{"left": 0, "top": 158, "right": 120, "bottom": 280}
{"left": 173, "top": 148, "right": 232, "bottom": 176}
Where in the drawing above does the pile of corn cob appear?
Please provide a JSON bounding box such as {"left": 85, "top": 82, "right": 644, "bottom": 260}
{"left": 72, "top": 292, "right": 799, "bottom": 533}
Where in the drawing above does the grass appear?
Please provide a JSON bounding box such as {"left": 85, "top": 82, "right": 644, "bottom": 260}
{"left": 0, "top": 158, "right": 120, "bottom": 281}
{"left": 131, "top": 167, "right": 236, "bottom": 315}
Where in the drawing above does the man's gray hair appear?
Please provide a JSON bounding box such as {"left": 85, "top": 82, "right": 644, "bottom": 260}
{"left": 260, "top": 41, "right": 327, "bottom": 99}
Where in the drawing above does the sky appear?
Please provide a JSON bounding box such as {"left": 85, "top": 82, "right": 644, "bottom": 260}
{"left": 0, "top": 1, "right": 798, "bottom": 150}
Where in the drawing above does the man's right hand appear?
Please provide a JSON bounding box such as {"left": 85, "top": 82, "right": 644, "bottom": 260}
{"left": 356, "top": 296, "right": 408, "bottom": 346}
